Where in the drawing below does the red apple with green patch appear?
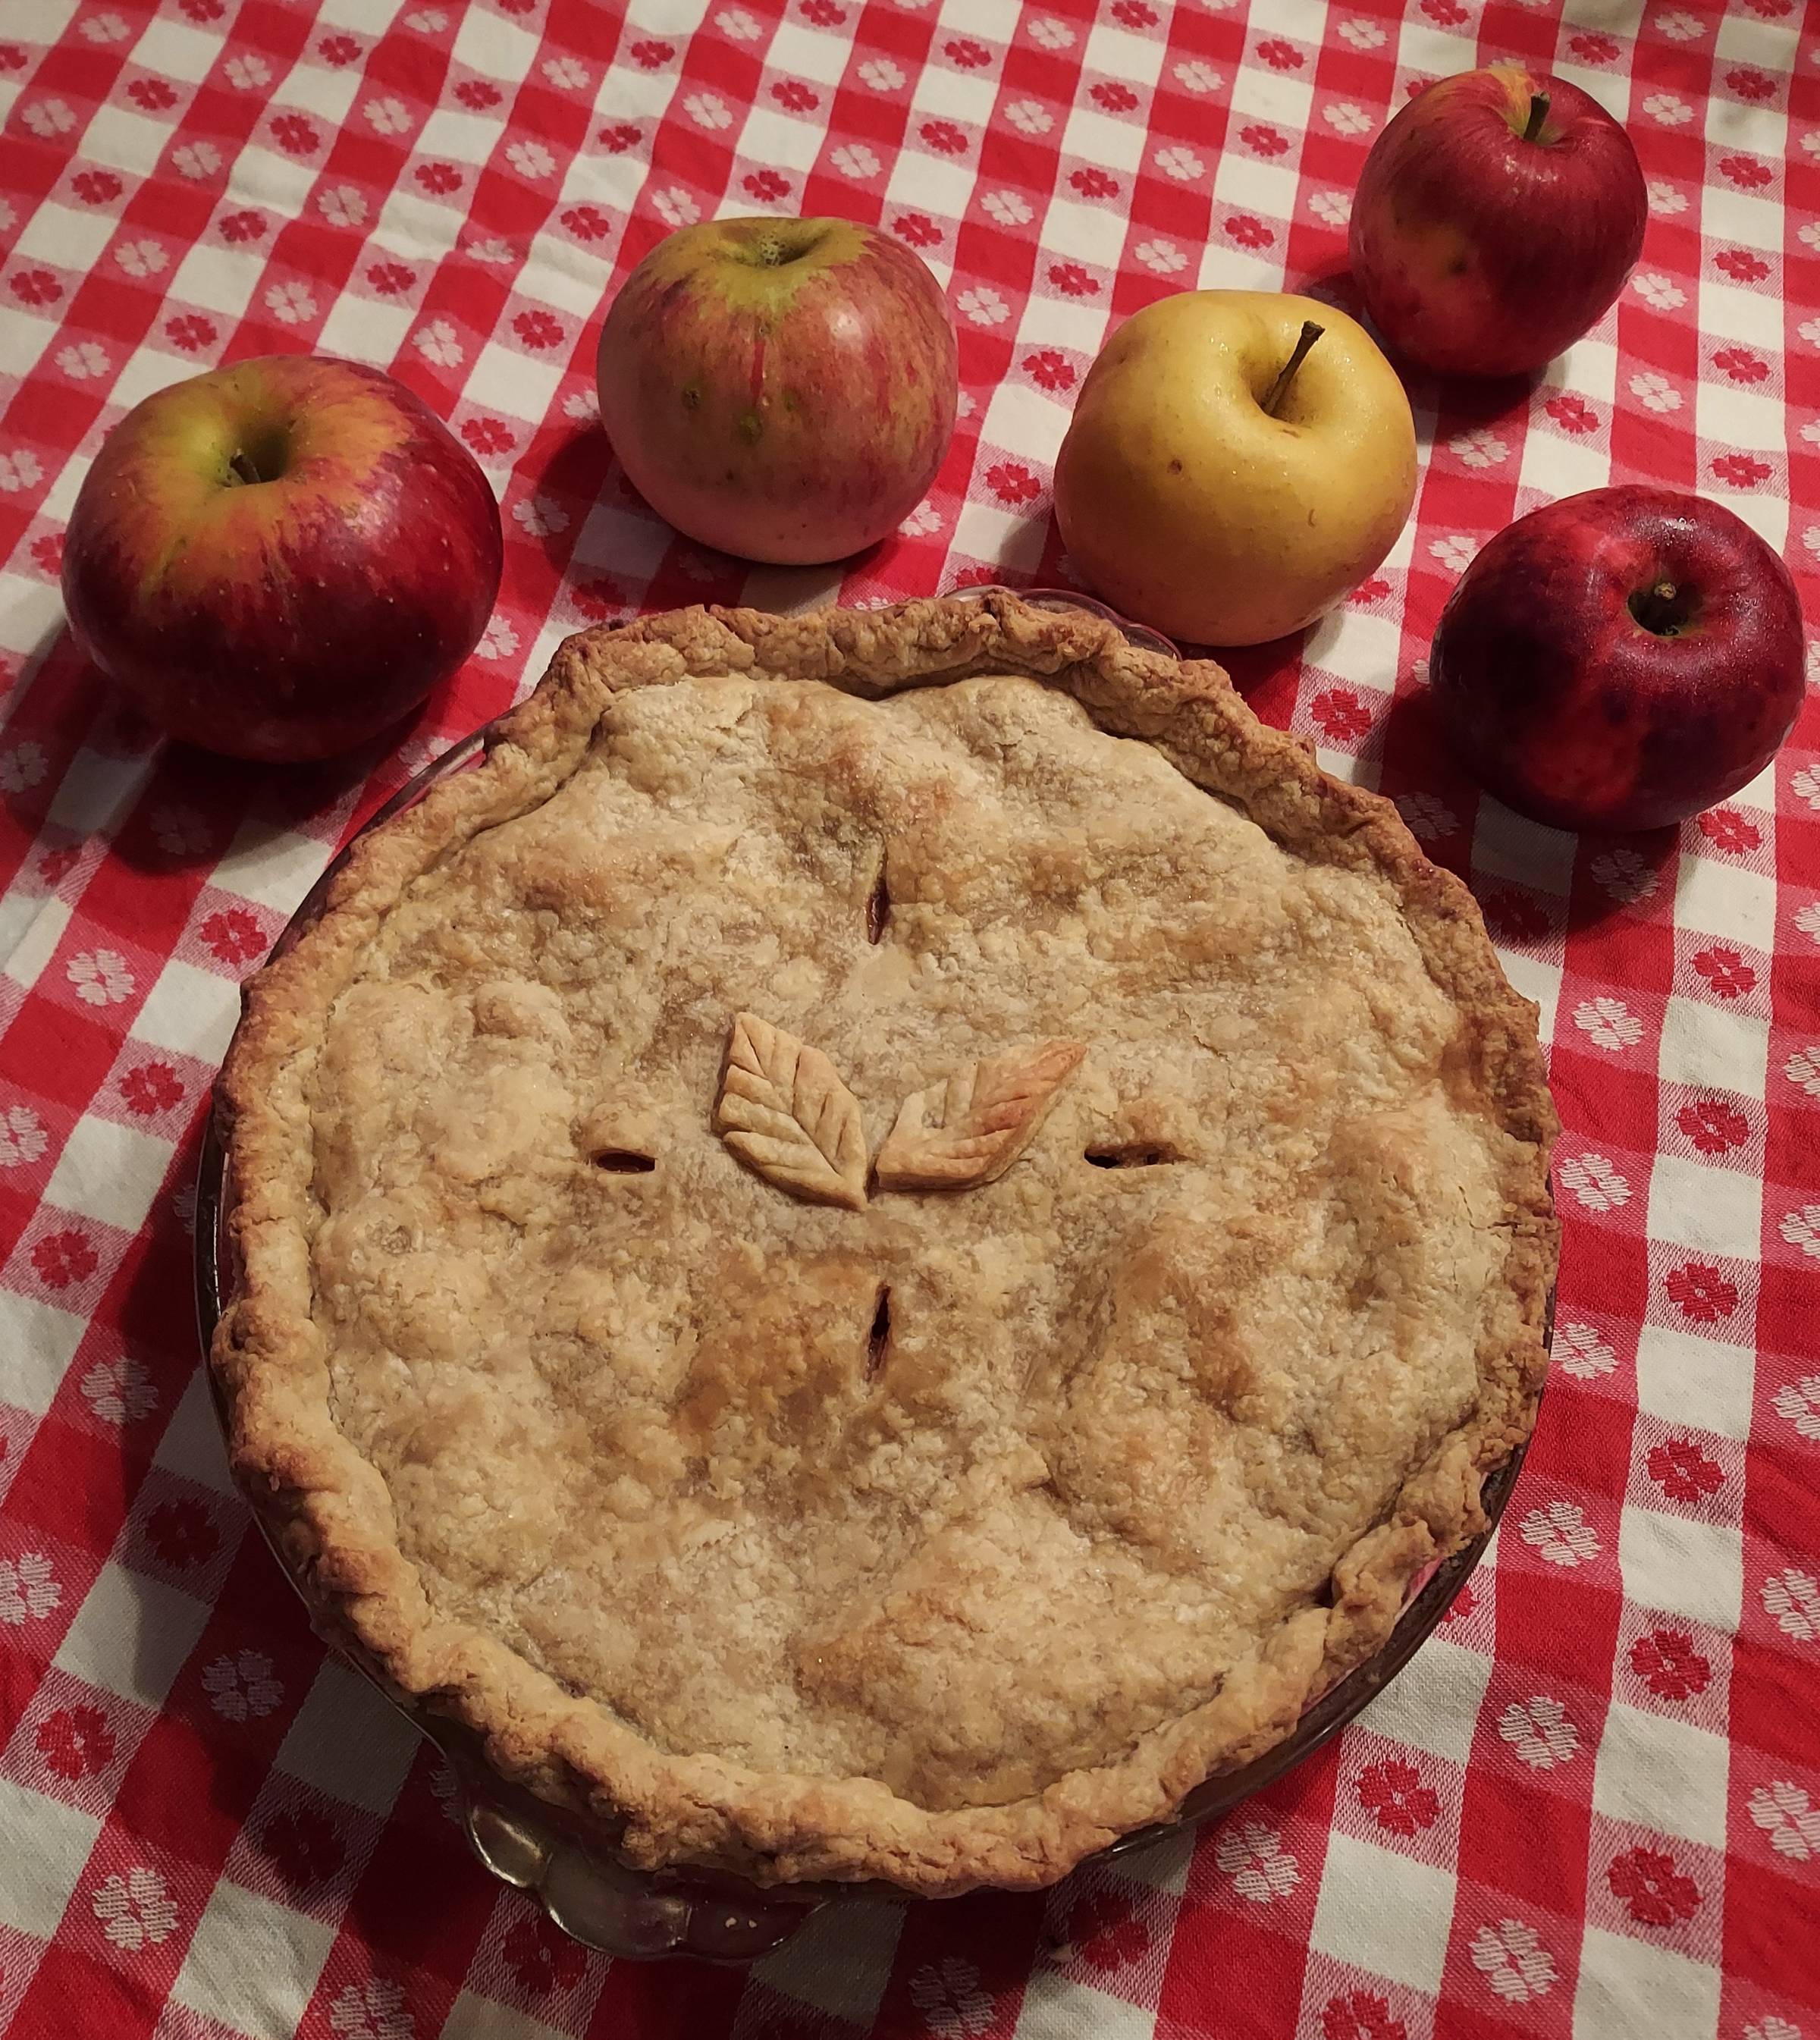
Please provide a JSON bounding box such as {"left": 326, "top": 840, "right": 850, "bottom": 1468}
{"left": 1348, "top": 65, "right": 1647, "bottom": 379}
{"left": 1429, "top": 486, "right": 1806, "bottom": 833}
{"left": 61, "top": 354, "right": 502, "bottom": 764}
{"left": 596, "top": 216, "right": 959, "bottom": 564}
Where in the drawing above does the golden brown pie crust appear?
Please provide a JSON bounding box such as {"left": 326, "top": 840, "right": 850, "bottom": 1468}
{"left": 212, "top": 592, "right": 1557, "bottom": 1897}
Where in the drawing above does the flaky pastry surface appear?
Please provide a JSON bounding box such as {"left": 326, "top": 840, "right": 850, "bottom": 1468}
{"left": 215, "top": 592, "right": 1556, "bottom": 1895}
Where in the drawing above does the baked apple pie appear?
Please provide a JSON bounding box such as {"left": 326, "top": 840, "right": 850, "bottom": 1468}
{"left": 213, "top": 592, "right": 1556, "bottom": 1897}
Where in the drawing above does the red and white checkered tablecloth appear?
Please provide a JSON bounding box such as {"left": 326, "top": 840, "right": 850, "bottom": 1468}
{"left": 1, "top": 0, "right": 1816, "bottom": 2035}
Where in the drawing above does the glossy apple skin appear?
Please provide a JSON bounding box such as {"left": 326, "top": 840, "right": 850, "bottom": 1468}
{"left": 597, "top": 216, "right": 957, "bottom": 564}
{"left": 1349, "top": 66, "right": 1646, "bottom": 378}
{"left": 1053, "top": 290, "right": 1417, "bottom": 645}
{"left": 1430, "top": 487, "right": 1806, "bottom": 833}
{"left": 62, "top": 355, "right": 501, "bottom": 763}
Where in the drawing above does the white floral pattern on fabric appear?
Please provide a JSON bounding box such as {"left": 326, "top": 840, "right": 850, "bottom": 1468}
{"left": 1556, "top": 1324, "right": 1617, "bottom": 1381}
{"left": 0, "top": 1103, "right": 48, "bottom": 1166}
{"left": 1520, "top": 1502, "right": 1600, "bottom": 1568}
{"left": 1762, "top": 1570, "right": 1819, "bottom": 1643}
{"left": 1214, "top": 1822, "right": 1300, "bottom": 1901}
{"left": 1498, "top": 1696, "right": 1580, "bottom": 1770}
{"left": 907, "top": 1957, "right": 994, "bottom": 2037}
{"left": 1573, "top": 996, "right": 1644, "bottom": 1051}
{"left": 81, "top": 1355, "right": 156, "bottom": 1423}
{"left": 329, "top": 1979, "right": 415, "bottom": 2039}
{"left": 1748, "top": 1782, "right": 1820, "bottom": 1863}
{"left": 202, "top": 1650, "right": 284, "bottom": 1721}
{"left": 92, "top": 1867, "right": 179, "bottom": 1951}
{"left": 1771, "top": 1377, "right": 1820, "bottom": 1440}
{"left": 1558, "top": 1153, "right": 1631, "bottom": 1213}
{"left": 1470, "top": 1919, "right": 1558, "bottom": 2003}
{"left": 67, "top": 950, "right": 133, "bottom": 1006}
{"left": 0, "top": 1552, "right": 61, "bottom": 1624}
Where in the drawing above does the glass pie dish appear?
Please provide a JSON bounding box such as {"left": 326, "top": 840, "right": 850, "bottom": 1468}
{"left": 194, "top": 587, "right": 1542, "bottom": 1963}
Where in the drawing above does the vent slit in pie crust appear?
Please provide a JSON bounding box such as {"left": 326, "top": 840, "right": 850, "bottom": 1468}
{"left": 213, "top": 592, "right": 1556, "bottom": 1897}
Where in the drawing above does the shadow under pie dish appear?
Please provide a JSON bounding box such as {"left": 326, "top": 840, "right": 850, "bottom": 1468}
{"left": 209, "top": 589, "right": 1558, "bottom": 1903}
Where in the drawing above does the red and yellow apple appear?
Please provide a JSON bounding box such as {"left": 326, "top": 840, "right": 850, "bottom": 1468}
{"left": 1349, "top": 66, "right": 1646, "bottom": 379}
{"left": 596, "top": 216, "right": 957, "bottom": 565}
{"left": 1429, "top": 486, "right": 1806, "bottom": 833}
{"left": 61, "top": 354, "right": 501, "bottom": 763}
{"left": 1053, "top": 290, "right": 1417, "bottom": 645}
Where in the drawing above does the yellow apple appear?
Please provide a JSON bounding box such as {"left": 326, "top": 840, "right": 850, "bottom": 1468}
{"left": 1053, "top": 290, "right": 1417, "bottom": 646}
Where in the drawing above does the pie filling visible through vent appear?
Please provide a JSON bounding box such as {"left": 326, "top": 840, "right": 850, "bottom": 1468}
{"left": 214, "top": 594, "right": 1556, "bottom": 1895}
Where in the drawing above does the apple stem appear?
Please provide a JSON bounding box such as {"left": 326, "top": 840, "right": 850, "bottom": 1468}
{"left": 226, "top": 449, "right": 262, "bottom": 487}
{"left": 1522, "top": 91, "right": 1550, "bottom": 143}
{"left": 1263, "top": 321, "right": 1324, "bottom": 418}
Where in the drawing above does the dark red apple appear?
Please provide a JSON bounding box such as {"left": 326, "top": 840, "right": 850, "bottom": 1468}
{"left": 1429, "top": 486, "right": 1806, "bottom": 833}
{"left": 597, "top": 216, "right": 957, "bottom": 564}
{"left": 62, "top": 354, "right": 502, "bottom": 763}
{"left": 1349, "top": 66, "right": 1646, "bottom": 378}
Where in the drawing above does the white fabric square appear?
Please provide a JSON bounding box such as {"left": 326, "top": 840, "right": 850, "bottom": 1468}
{"left": 764, "top": 20, "right": 853, "bottom": 88}
{"left": 72, "top": 105, "right": 174, "bottom": 180}
{"left": 1228, "top": 48, "right": 1312, "bottom": 125}
{"left": 1656, "top": 996, "right": 1768, "bottom": 1098}
{"left": 1360, "top": 1636, "right": 1493, "bottom": 1765}
{"left": 911, "top": 64, "right": 996, "bottom": 127}
{"left": 1107, "top": 1823, "right": 1195, "bottom": 1896}
{"left": 439, "top": 1994, "right": 569, "bottom": 2040}
{"left": 752, "top": 1895, "right": 905, "bottom": 2023}
{"left": 0, "top": 1780, "right": 102, "bottom": 1938}
{"left": 984, "top": 380, "right": 1071, "bottom": 463}
{"left": 1559, "top": 335, "right": 1618, "bottom": 403}
{"left": 211, "top": 826, "right": 328, "bottom": 916}
{"left": 1062, "top": 105, "right": 1144, "bottom": 173}
{"left": 1040, "top": 196, "right": 1129, "bottom": 268}
{"left": 1310, "top": 1830, "right": 1454, "bottom": 1994}
{"left": 1647, "top": 1155, "right": 1762, "bottom": 1260}
{"left": 1, "top": 896, "right": 71, "bottom": 994}
{"left": 275, "top": 1659, "right": 423, "bottom": 1816}
{"left": 54, "top": 1562, "right": 212, "bottom": 1709}
{"left": 1498, "top": 953, "right": 1561, "bottom": 1048}
{"left": 150, "top": 1370, "right": 239, "bottom": 1495}
{"left": 130, "top": 17, "right": 226, "bottom": 83}
{"left": 953, "top": 499, "right": 1049, "bottom": 573}
{"left": 168, "top": 1880, "right": 337, "bottom": 2032}
{"left": 2, "top": 1296, "right": 86, "bottom": 1416}
{"left": 44, "top": 1115, "right": 172, "bottom": 1236}
{"left": 1573, "top": 1923, "right": 1721, "bottom": 2040}
{"left": 737, "top": 105, "right": 826, "bottom": 174}
{"left": 130, "top": 957, "right": 240, "bottom": 1064}
{"left": 1674, "top": 857, "right": 1776, "bottom": 951}
{"left": 1634, "top": 1326, "right": 1755, "bottom": 1441}
{"left": 49, "top": 750, "right": 145, "bottom": 836}
{"left": 1473, "top": 798, "right": 1578, "bottom": 895}
{"left": 1084, "top": 23, "right": 1166, "bottom": 86}
{"left": 886, "top": 149, "right": 974, "bottom": 218}
{"left": 1592, "top": 1702, "right": 1729, "bottom": 1848}
{"left": 1015, "top": 1971, "right": 1156, "bottom": 2039}
{"left": 452, "top": 7, "right": 541, "bottom": 80}
{"left": 317, "top": 294, "right": 413, "bottom": 368}
{"left": 1618, "top": 1505, "right": 1743, "bottom": 1633}
{"left": 15, "top": 200, "right": 116, "bottom": 273}
{"left": 168, "top": 242, "right": 264, "bottom": 321}
{"left": 463, "top": 338, "right": 565, "bottom": 425}
{"left": 278, "top": 61, "right": 361, "bottom": 128}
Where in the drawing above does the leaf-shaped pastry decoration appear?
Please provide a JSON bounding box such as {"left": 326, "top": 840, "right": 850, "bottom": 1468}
{"left": 715, "top": 1013, "right": 869, "bottom": 1210}
{"left": 875, "top": 1040, "right": 1085, "bottom": 1192}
